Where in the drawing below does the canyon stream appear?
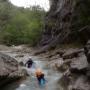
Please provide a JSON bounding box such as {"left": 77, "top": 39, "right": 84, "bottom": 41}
{"left": 1, "top": 46, "right": 63, "bottom": 90}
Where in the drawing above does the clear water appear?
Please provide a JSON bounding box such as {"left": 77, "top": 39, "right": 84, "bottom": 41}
{"left": 1, "top": 52, "right": 63, "bottom": 90}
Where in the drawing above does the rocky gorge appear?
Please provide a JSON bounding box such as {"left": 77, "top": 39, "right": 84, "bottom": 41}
{"left": 36, "top": 0, "right": 90, "bottom": 89}
{"left": 0, "top": 42, "right": 90, "bottom": 90}
{"left": 0, "top": 0, "right": 90, "bottom": 90}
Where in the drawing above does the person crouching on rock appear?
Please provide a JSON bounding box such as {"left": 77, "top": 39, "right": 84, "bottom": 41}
{"left": 25, "top": 57, "right": 34, "bottom": 68}
{"left": 35, "top": 68, "right": 46, "bottom": 86}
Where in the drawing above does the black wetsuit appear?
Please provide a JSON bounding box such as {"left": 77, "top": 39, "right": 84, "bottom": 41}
{"left": 26, "top": 59, "right": 33, "bottom": 68}
{"left": 37, "top": 73, "right": 45, "bottom": 85}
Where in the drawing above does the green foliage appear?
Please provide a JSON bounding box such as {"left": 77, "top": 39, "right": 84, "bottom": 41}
{"left": 0, "top": 0, "right": 45, "bottom": 46}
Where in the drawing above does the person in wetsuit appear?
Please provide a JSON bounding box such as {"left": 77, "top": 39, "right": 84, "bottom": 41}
{"left": 35, "top": 68, "right": 45, "bottom": 85}
{"left": 25, "top": 58, "right": 34, "bottom": 68}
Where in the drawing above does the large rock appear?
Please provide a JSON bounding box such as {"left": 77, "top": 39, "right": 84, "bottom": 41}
{"left": 71, "top": 76, "right": 90, "bottom": 90}
{"left": 59, "top": 74, "right": 90, "bottom": 90}
{"left": 70, "top": 55, "right": 88, "bottom": 74}
{"left": 0, "top": 52, "right": 26, "bottom": 87}
{"left": 58, "top": 48, "right": 90, "bottom": 90}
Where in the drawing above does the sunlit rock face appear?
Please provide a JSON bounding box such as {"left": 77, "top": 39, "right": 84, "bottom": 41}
{"left": 40, "top": 0, "right": 90, "bottom": 49}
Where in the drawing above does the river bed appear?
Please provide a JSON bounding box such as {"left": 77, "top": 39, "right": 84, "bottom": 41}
{"left": 1, "top": 46, "right": 63, "bottom": 90}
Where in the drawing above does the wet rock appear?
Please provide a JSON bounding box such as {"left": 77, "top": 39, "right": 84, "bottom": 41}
{"left": 63, "top": 48, "right": 84, "bottom": 59}
{"left": 59, "top": 72, "right": 90, "bottom": 90}
{"left": 48, "top": 58, "right": 64, "bottom": 69}
{"left": 71, "top": 76, "right": 90, "bottom": 90}
{"left": 0, "top": 52, "right": 26, "bottom": 87}
{"left": 47, "top": 49, "right": 65, "bottom": 58}
{"left": 49, "top": 57, "right": 72, "bottom": 72}
{"left": 59, "top": 74, "right": 71, "bottom": 90}
{"left": 15, "top": 54, "right": 24, "bottom": 58}
{"left": 57, "top": 59, "right": 71, "bottom": 72}
{"left": 43, "top": 45, "right": 90, "bottom": 90}
{"left": 49, "top": 54, "right": 60, "bottom": 60}
{"left": 59, "top": 52, "right": 90, "bottom": 90}
{"left": 70, "top": 55, "right": 88, "bottom": 74}
{"left": 19, "top": 61, "right": 25, "bottom": 66}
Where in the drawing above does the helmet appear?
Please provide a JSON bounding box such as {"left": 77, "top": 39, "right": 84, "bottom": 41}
{"left": 35, "top": 68, "right": 43, "bottom": 76}
{"left": 29, "top": 57, "right": 32, "bottom": 59}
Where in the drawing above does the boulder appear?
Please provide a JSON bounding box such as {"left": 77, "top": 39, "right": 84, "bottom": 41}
{"left": 0, "top": 52, "right": 26, "bottom": 87}
{"left": 49, "top": 58, "right": 71, "bottom": 72}
{"left": 48, "top": 58, "right": 64, "bottom": 69}
{"left": 19, "top": 61, "right": 25, "bottom": 66}
{"left": 57, "top": 47, "right": 90, "bottom": 90}
{"left": 71, "top": 76, "right": 90, "bottom": 90}
{"left": 70, "top": 55, "right": 88, "bottom": 74}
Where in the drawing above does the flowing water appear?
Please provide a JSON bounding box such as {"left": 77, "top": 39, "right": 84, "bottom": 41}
{"left": 1, "top": 48, "right": 63, "bottom": 90}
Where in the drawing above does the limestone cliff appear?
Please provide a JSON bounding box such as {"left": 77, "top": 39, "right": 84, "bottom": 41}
{"left": 40, "top": 0, "right": 90, "bottom": 50}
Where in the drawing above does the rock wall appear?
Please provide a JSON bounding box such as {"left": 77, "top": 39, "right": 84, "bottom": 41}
{"left": 40, "top": 0, "right": 90, "bottom": 50}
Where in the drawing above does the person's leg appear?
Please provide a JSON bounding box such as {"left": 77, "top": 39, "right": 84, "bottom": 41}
{"left": 37, "top": 77, "right": 41, "bottom": 85}
{"left": 42, "top": 78, "right": 45, "bottom": 84}
{"left": 37, "top": 75, "right": 46, "bottom": 85}
{"left": 41, "top": 74, "right": 45, "bottom": 83}
{"left": 40, "top": 75, "right": 46, "bottom": 85}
